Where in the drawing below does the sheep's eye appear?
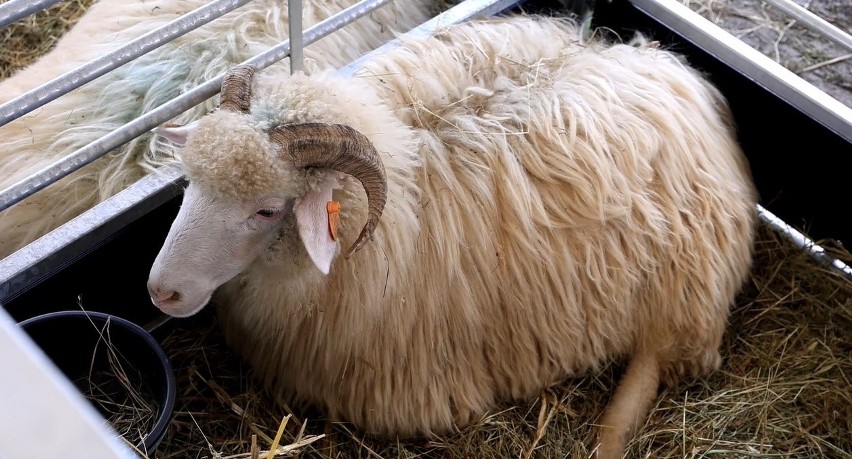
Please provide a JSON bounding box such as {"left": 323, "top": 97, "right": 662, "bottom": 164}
{"left": 256, "top": 209, "right": 278, "bottom": 218}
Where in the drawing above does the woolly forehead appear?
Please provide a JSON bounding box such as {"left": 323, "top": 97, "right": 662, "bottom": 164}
{"left": 249, "top": 71, "right": 360, "bottom": 129}
{"left": 181, "top": 110, "right": 305, "bottom": 201}
{"left": 180, "top": 71, "right": 405, "bottom": 202}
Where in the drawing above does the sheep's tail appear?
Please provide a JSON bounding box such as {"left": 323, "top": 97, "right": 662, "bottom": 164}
{"left": 595, "top": 350, "right": 661, "bottom": 459}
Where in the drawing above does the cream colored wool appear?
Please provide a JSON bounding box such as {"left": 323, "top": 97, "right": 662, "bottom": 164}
{"left": 0, "top": 0, "right": 436, "bottom": 258}
{"left": 178, "top": 15, "right": 760, "bottom": 449}
{"left": 181, "top": 110, "right": 306, "bottom": 200}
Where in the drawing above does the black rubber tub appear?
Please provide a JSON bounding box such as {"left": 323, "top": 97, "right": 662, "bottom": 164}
{"left": 19, "top": 311, "right": 177, "bottom": 455}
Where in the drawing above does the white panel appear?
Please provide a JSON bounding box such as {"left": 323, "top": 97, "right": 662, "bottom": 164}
{"left": 0, "top": 307, "right": 136, "bottom": 459}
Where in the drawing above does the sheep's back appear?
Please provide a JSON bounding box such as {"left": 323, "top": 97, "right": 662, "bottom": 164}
{"left": 363, "top": 16, "right": 756, "bottom": 425}
{"left": 432, "top": 17, "right": 751, "bottom": 372}
{"left": 220, "top": 16, "right": 757, "bottom": 437}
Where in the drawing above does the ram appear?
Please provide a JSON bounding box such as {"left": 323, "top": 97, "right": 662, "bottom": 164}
{"left": 0, "top": 0, "right": 435, "bottom": 258}
{"left": 148, "top": 16, "right": 757, "bottom": 458}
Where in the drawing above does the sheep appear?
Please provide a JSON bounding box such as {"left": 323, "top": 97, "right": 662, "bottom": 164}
{"left": 0, "top": 0, "right": 438, "bottom": 259}
{"left": 146, "top": 15, "right": 758, "bottom": 458}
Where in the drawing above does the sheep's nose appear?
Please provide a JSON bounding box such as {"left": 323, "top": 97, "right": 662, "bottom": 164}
{"left": 149, "top": 285, "right": 181, "bottom": 309}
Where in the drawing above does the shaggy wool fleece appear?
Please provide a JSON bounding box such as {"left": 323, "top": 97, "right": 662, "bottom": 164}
{"left": 172, "top": 15, "right": 759, "bottom": 442}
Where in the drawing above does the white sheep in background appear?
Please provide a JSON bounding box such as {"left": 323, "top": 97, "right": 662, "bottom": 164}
{"left": 0, "top": 0, "right": 438, "bottom": 258}
{"left": 147, "top": 16, "right": 757, "bottom": 458}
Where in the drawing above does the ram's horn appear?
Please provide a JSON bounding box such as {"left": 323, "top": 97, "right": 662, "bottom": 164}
{"left": 268, "top": 123, "right": 387, "bottom": 258}
{"left": 219, "top": 64, "right": 256, "bottom": 113}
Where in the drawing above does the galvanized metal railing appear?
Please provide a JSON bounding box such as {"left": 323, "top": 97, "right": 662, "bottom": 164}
{"left": 0, "top": 0, "right": 64, "bottom": 28}
{"left": 0, "top": 0, "right": 256, "bottom": 128}
{"left": 1, "top": 0, "right": 850, "bottom": 290}
{"left": 763, "top": 0, "right": 852, "bottom": 53}
{"left": 757, "top": 205, "right": 852, "bottom": 279}
{"left": 0, "top": 0, "right": 397, "bottom": 213}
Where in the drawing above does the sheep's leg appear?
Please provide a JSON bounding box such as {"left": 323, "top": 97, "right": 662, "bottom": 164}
{"left": 594, "top": 351, "right": 661, "bottom": 459}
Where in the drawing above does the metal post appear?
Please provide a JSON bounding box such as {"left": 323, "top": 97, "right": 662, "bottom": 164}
{"left": 288, "top": 0, "right": 304, "bottom": 74}
{"left": 0, "top": 0, "right": 63, "bottom": 28}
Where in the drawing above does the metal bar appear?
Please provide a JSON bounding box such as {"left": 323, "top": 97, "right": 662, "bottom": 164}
{"left": 757, "top": 204, "right": 852, "bottom": 280}
{"left": 0, "top": 0, "right": 63, "bottom": 29}
{"left": 0, "top": 167, "right": 184, "bottom": 304}
{"left": 289, "top": 0, "right": 304, "bottom": 74}
{"left": 340, "top": 0, "right": 520, "bottom": 74}
{"left": 763, "top": 0, "right": 852, "bottom": 53}
{"left": 629, "top": 0, "right": 852, "bottom": 141}
{"left": 0, "top": 0, "right": 394, "bottom": 213}
{"left": 0, "top": 0, "right": 255, "bottom": 129}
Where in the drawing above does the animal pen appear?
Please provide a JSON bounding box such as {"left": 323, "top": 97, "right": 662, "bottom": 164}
{"left": 0, "top": 0, "right": 850, "bottom": 457}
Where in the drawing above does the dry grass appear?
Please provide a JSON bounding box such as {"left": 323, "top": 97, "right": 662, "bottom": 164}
{"left": 0, "top": 0, "right": 97, "bottom": 79}
{"left": 2, "top": 1, "right": 850, "bottom": 458}
{"left": 630, "top": 225, "right": 851, "bottom": 458}
{"left": 80, "top": 322, "right": 160, "bottom": 451}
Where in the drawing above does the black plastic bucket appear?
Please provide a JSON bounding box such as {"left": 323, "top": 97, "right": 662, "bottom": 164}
{"left": 19, "top": 311, "right": 176, "bottom": 455}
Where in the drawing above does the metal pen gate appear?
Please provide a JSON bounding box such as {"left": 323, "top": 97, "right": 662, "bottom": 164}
{"left": 0, "top": 0, "right": 850, "bottom": 299}
{"left": 0, "top": 0, "right": 525, "bottom": 299}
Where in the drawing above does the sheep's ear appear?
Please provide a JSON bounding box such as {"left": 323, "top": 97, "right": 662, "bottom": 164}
{"left": 295, "top": 177, "right": 340, "bottom": 275}
{"left": 155, "top": 120, "right": 200, "bottom": 146}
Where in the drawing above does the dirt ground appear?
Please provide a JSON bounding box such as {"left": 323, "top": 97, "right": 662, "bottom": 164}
{"left": 680, "top": 0, "right": 851, "bottom": 107}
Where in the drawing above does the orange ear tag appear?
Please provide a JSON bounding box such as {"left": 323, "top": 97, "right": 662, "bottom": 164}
{"left": 327, "top": 201, "right": 341, "bottom": 241}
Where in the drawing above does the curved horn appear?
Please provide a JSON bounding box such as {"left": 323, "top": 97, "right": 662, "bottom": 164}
{"left": 219, "top": 64, "right": 256, "bottom": 112}
{"left": 268, "top": 123, "right": 387, "bottom": 259}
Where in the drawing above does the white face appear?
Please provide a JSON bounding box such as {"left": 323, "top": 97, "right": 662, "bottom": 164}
{"left": 147, "top": 183, "right": 292, "bottom": 317}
